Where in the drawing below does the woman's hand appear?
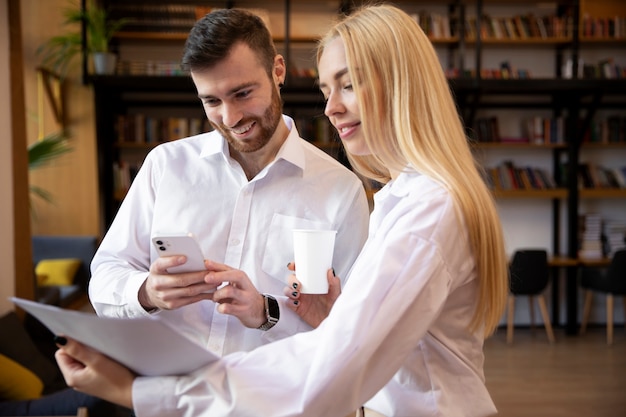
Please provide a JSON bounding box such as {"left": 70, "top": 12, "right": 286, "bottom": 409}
{"left": 283, "top": 263, "right": 342, "bottom": 328}
{"left": 54, "top": 336, "right": 135, "bottom": 409}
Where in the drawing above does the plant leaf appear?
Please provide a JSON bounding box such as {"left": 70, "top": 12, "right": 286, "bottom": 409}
{"left": 30, "top": 185, "right": 55, "bottom": 203}
{"left": 28, "top": 133, "right": 73, "bottom": 170}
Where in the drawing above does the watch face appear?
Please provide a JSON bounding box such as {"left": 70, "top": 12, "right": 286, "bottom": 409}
{"left": 266, "top": 295, "right": 280, "bottom": 321}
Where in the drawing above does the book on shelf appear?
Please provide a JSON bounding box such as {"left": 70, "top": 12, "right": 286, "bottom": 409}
{"left": 110, "top": 4, "right": 199, "bottom": 34}
{"left": 521, "top": 116, "right": 565, "bottom": 145}
{"left": 116, "top": 114, "right": 211, "bottom": 144}
{"left": 470, "top": 115, "right": 565, "bottom": 145}
{"left": 411, "top": 11, "right": 453, "bottom": 39}
{"left": 478, "top": 62, "right": 532, "bottom": 79}
{"left": 292, "top": 114, "right": 336, "bottom": 146}
{"left": 466, "top": 16, "right": 477, "bottom": 40}
{"left": 584, "top": 115, "right": 625, "bottom": 143}
{"left": 472, "top": 116, "right": 500, "bottom": 142}
{"left": 485, "top": 160, "right": 556, "bottom": 191}
{"left": 581, "top": 57, "right": 626, "bottom": 80}
{"left": 112, "top": 160, "right": 140, "bottom": 196}
{"left": 110, "top": 5, "right": 271, "bottom": 36}
{"left": 610, "top": 167, "right": 626, "bottom": 188}
{"left": 117, "top": 60, "right": 186, "bottom": 77}
{"left": 578, "top": 163, "right": 626, "bottom": 189}
{"left": 580, "top": 14, "right": 626, "bottom": 39}
{"left": 464, "top": 12, "right": 570, "bottom": 41}
{"left": 503, "top": 17, "right": 519, "bottom": 39}
{"left": 167, "top": 117, "right": 189, "bottom": 141}
{"left": 313, "top": 116, "right": 334, "bottom": 144}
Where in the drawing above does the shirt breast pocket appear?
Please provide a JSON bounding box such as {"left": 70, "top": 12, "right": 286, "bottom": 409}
{"left": 261, "top": 213, "right": 332, "bottom": 284}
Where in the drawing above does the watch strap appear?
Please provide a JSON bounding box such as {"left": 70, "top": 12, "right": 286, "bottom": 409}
{"left": 257, "top": 294, "right": 280, "bottom": 331}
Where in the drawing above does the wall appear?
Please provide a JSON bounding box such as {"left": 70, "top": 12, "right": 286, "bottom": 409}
{"left": 0, "top": 0, "right": 15, "bottom": 314}
{"left": 21, "top": 0, "right": 101, "bottom": 237}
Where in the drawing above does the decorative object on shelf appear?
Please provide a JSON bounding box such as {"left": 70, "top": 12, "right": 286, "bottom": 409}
{"left": 37, "top": 0, "right": 127, "bottom": 77}
{"left": 92, "top": 51, "right": 117, "bottom": 75}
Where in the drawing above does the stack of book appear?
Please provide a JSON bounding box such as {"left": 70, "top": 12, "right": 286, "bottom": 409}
{"left": 604, "top": 220, "right": 626, "bottom": 257}
{"left": 578, "top": 213, "right": 604, "bottom": 259}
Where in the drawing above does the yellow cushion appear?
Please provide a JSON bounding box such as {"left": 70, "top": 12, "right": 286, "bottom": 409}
{"left": 35, "top": 258, "right": 81, "bottom": 286}
{"left": 35, "top": 273, "right": 48, "bottom": 285}
{"left": 0, "top": 353, "right": 43, "bottom": 400}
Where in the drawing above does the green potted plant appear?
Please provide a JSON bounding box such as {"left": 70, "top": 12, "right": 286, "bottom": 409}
{"left": 37, "top": 0, "right": 127, "bottom": 77}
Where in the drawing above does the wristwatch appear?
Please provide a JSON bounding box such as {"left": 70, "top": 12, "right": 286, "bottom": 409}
{"left": 257, "top": 294, "right": 280, "bottom": 331}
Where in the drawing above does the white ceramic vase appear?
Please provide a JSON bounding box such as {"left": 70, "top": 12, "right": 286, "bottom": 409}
{"left": 92, "top": 52, "right": 117, "bottom": 75}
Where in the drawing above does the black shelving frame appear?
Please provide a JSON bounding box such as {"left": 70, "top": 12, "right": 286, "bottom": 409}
{"left": 87, "top": 0, "right": 626, "bottom": 335}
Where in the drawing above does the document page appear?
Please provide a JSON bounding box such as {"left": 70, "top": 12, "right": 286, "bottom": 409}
{"left": 11, "top": 297, "right": 218, "bottom": 376}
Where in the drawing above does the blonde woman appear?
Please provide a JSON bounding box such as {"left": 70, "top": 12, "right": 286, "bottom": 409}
{"left": 54, "top": 5, "right": 508, "bottom": 417}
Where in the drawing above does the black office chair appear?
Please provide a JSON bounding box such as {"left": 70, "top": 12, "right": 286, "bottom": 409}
{"left": 579, "top": 249, "right": 626, "bottom": 345}
{"left": 506, "top": 249, "right": 555, "bottom": 344}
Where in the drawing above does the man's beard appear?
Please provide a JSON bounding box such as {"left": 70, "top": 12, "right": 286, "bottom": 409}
{"left": 212, "top": 86, "right": 282, "bottom": 153}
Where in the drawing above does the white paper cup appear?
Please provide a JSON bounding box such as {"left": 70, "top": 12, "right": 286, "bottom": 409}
{"left": 292, "top": 229, "right": 337, "bottom": 294}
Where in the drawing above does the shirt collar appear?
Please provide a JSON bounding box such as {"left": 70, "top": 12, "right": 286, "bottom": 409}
{"left": 391, "top": 167, "right": 421, "bottom": 193}
{"left": 199, "top": 115, "right": 306, "bottom": 171}
{"left": 374, "top": 167, "right": 421, "bottom": 204}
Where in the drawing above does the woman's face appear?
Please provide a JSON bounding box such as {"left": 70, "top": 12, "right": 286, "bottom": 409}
{"left": 318, "top": 37, "right": 370, "bottom": 156}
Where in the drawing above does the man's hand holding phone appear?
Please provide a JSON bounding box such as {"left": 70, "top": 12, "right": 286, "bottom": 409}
{"left": 138, "top": 234, "right": 219, "bottom": 312}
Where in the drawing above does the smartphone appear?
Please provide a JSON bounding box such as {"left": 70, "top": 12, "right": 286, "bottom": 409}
{"left": 151, "top": 233, "right": 206, "bottom": 274}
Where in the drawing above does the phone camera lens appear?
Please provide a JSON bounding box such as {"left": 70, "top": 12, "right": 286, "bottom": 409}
{"left": 155, "top": 240, "right": 163, "bottom": 245}
{"left": 159, "top": 246, "right": 166, "bottom": 251}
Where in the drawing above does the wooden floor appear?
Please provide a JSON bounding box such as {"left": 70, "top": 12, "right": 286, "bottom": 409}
{"left": 484, "top": 326, "right": 626, "bottom": 417}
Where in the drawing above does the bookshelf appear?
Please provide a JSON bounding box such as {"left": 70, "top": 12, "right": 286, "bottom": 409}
{"left": 88, "top": 0, "right": 626, "bottom": 333}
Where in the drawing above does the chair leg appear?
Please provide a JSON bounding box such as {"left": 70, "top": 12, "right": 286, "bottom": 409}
{"left": 507, "top": 295, "right": 515, "bottom": 344}
{"left": 623, "top": 297, "right": 626, "bottom": 334}
{"left": 580, "top": 290, "right": 593, "bottom": 335}
{"left": 607, "top": 294, "right": 614, "bottom": 346}
{"left": 528, "top": 296, "right": 536, "bottom": 330}
{"left": 537, "top": 295, "right": 555, "bottom": 343}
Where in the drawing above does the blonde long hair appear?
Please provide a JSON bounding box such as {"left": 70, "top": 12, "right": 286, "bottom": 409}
{"left": 317, "top": 4, "right": 508, "bottom": 336}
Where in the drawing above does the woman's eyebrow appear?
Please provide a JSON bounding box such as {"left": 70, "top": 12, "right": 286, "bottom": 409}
{"left": 318, "top": 68, "right": 349, "bottom": 89}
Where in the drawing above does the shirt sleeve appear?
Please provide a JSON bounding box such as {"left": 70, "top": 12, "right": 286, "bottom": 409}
{"left": 89, "top": 154, "right": 158, "bottom": 318}
{"left": 132, "top": 228, "right": 453, "bottom": 417}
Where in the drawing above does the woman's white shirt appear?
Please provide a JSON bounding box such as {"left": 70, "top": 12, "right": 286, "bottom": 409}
{"left": 133, "top": 169, "right": 496, "bottom": 417}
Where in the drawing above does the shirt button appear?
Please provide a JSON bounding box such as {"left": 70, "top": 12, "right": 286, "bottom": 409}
{"left": 230, "top": 238, "right": 241, "bottom": 246}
